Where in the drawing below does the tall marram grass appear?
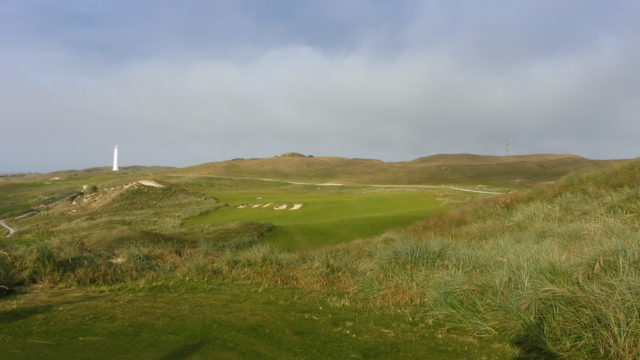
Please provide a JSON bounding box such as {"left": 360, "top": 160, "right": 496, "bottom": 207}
{"left": 380, "top": 159, "right": 640, "bottom": 359}
{"left": 2, "top": 159, "right": 640, "bottom": 358}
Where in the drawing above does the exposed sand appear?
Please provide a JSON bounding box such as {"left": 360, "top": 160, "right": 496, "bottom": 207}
{"left": 262, "top": 203, "right": 272, "bottom": 207}
{"left": 237, "top": 204, "right": 247, "bottom": 209}
{"left": 289, "top": 204, "right": 303, "bottom": 210}
{"left": 273, "top": 204, "right": 288, "bottom": 210}
{"left": 109, "top": 257, "right": 126, "bottom": 264}
{"left": 0, "top": 219, "right": 16, "bottom": 238}
{"left": 138, "top": 180, "right": 164, "bottom": 188}
{"left": 252, "top": 204, "right": 262, "bottom": 208}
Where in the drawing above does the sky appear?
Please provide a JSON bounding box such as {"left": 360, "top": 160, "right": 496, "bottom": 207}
{"left": 1, "top": 0, "right": 639, "bottom": 173}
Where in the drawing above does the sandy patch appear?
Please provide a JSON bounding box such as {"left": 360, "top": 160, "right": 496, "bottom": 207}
{"left": 262, "top": 203, "right": 272, "bottom": 207}
{"left": 252, "top": 204, "right": 263, "bottom": 208}
{"left": 237, "top": 204, "right": 247, "bottom": 209}
{"left": 0, "top": 220, "right": 16, "bottom": 238}
{"left": 109, "top": 257, "right": 125, "bottom": 264}
{"left": 274, "top": 204, "right": 288, "bottom": 210}
{"left": 289, "top": 204, "right": 303, "bottom": 210}
{"left": 138, "top": 180, "right": 164, "bottom": 188}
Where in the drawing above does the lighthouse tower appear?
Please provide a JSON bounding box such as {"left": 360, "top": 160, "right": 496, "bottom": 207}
{"left": 113, "top": 146, "right": 119, "bottom": 171}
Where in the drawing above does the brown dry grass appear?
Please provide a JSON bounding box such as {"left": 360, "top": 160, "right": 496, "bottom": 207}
{"left": 179, "top": 153, "right": 620, "bottom": 186}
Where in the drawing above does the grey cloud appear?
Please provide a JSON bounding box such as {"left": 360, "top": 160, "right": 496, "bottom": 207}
{"left": 3, "top": 38, "right": 639, "bottom": 173}
{"left": 1, "top": 2, "right": 639, "bottom": 172}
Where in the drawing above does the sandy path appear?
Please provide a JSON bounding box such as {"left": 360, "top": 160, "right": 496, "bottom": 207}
{"left": 368, "top": 184, "right": 503, "bottom": 195}
{"left": 197, "top": 175, "right": 505, "bottom": 195}
{"left": 285, "top": 180, "right": 503, "bottom": 195}
{"left": 15, "top": 211, "right": 37, "bottom": 219}
{"left": 0, "top": 220, "right": 16, "bottom": 238}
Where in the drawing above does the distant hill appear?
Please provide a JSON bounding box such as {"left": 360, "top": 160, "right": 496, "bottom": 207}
{"left": 180, "top": 153, "right": 625, "bottom": 185}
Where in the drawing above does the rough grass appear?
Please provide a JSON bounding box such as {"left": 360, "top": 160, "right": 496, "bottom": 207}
{"left": 180, "top": 153, "right": 619, "bottom": 186}
{"left": 2, "top": 157, "right": 639, "bottom": 359}
{"left": 0, "top": 166, "right": 174, "bottom": 218}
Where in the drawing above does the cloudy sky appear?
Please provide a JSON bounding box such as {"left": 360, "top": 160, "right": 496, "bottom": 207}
{"left": 1, "top": 1, "right": 639, "bottom": 172}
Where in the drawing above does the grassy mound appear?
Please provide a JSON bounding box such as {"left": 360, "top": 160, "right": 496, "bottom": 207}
{"left": 278, "top": 152, "right": 308, "bottom": 157}
{"left": 181, "top": 153, "right": 618, "bottom": 185}
{"left": 102, "top": 182, "right": 211, "bottom": 212}
{"left": 2, "top": 158, "right": 638, "bottom": 358}
{"left": 177, "top": 158, "right": 640, "bottom": 358}
{"left": 386, "top": 158, "right": 640, "bottom": 358}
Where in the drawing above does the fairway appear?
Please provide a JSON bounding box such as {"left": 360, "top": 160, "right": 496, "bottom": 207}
{"left": 0, "top": 284, "right": 514, "bottom": 359}
{"left": 185, "top": 184, "right": 442, "bottom": 250}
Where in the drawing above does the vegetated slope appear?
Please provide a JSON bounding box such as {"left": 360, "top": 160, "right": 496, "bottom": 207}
{"left": 387, "top": 158, "right": 640, "bottom": 358}
{"left": 8, "top": 180, "right": 222, "bottom": 251}
{"left": 206, "top": 158, "right": 640, "bottom": 358}
{"left": 180, "top": 153, "right": 619, "bottom": 185}
{"left": 178, "top": 157, "right": 640, "bottom": 358}
{"left": 2, "top": 158, "right": 639, "bottom": 358}
{"left": 0, "top": 166, "right": 173, "bottom": 218}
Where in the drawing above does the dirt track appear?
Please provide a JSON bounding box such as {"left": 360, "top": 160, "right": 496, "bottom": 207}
{"left": 281, "top": 179, "right": 504, "bottom": 195}
{"left": 217, "top": 175, "right": 505, "bottom": 195}
{"left": 0, "top": 220, "right": 15, "bottom": 238}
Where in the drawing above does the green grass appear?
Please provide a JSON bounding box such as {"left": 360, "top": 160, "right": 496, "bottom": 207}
{"left": 181, "top": 153, "right": 619, "bottom": 186}
{"left": 185, "top": 186, "right": 442, "bottom": 250}
{"left": 2, "top": 156, "right": 638, "bottom": 359}
{"left": 0, "top": 166, "right": 175, "bottom": 218}
{"left": 0, "top": 283, "right": 514, "bottom": 360}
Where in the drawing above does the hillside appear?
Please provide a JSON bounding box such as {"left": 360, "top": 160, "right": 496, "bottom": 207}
{"left": 1, "top": 156, "right": 639, "bottom": 359}
{"left": 180, "top": 153, "right": 620, "bottom": 185}
{"left": 0, "top": 166, "right": 175, "bottom": 218}
{"left": 180, "top": 157, "right": 640, "bottom": 358}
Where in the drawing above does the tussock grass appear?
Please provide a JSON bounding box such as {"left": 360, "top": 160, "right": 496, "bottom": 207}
{"left": 181, "top": 153, "right": 618, "bottom": 186}
{"left": 2, "top": 158, "right": 639, "bottom": 358}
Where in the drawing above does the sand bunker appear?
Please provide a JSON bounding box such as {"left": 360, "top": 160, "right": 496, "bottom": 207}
{"left": 236, "top": 202, "right": 303, "bottom": 211}
{"left": 138, "top": 180, "right": 164, "bottom": 188}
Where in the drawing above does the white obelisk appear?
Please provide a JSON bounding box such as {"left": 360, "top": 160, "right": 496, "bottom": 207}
{"left": 112, "top": 145, "right": 119, "bottom": 171}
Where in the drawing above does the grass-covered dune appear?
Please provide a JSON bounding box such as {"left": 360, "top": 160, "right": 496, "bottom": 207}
{"left": 181, "top": 153, "right": 620, "bottom": 186}
{"left": 394, "top": 158, "right": 640, "bottom": 358}
{"left": 1, "top": 156, "right": 639, "bottom": 358}
{"left": 183, "top": 158, "right": 640, "bottom": 358}
{"left": 186, "top": 158, "right": 640, "bottom": 358}
{"left": 0, "top": 166, "right": 174, "bottom": 218}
